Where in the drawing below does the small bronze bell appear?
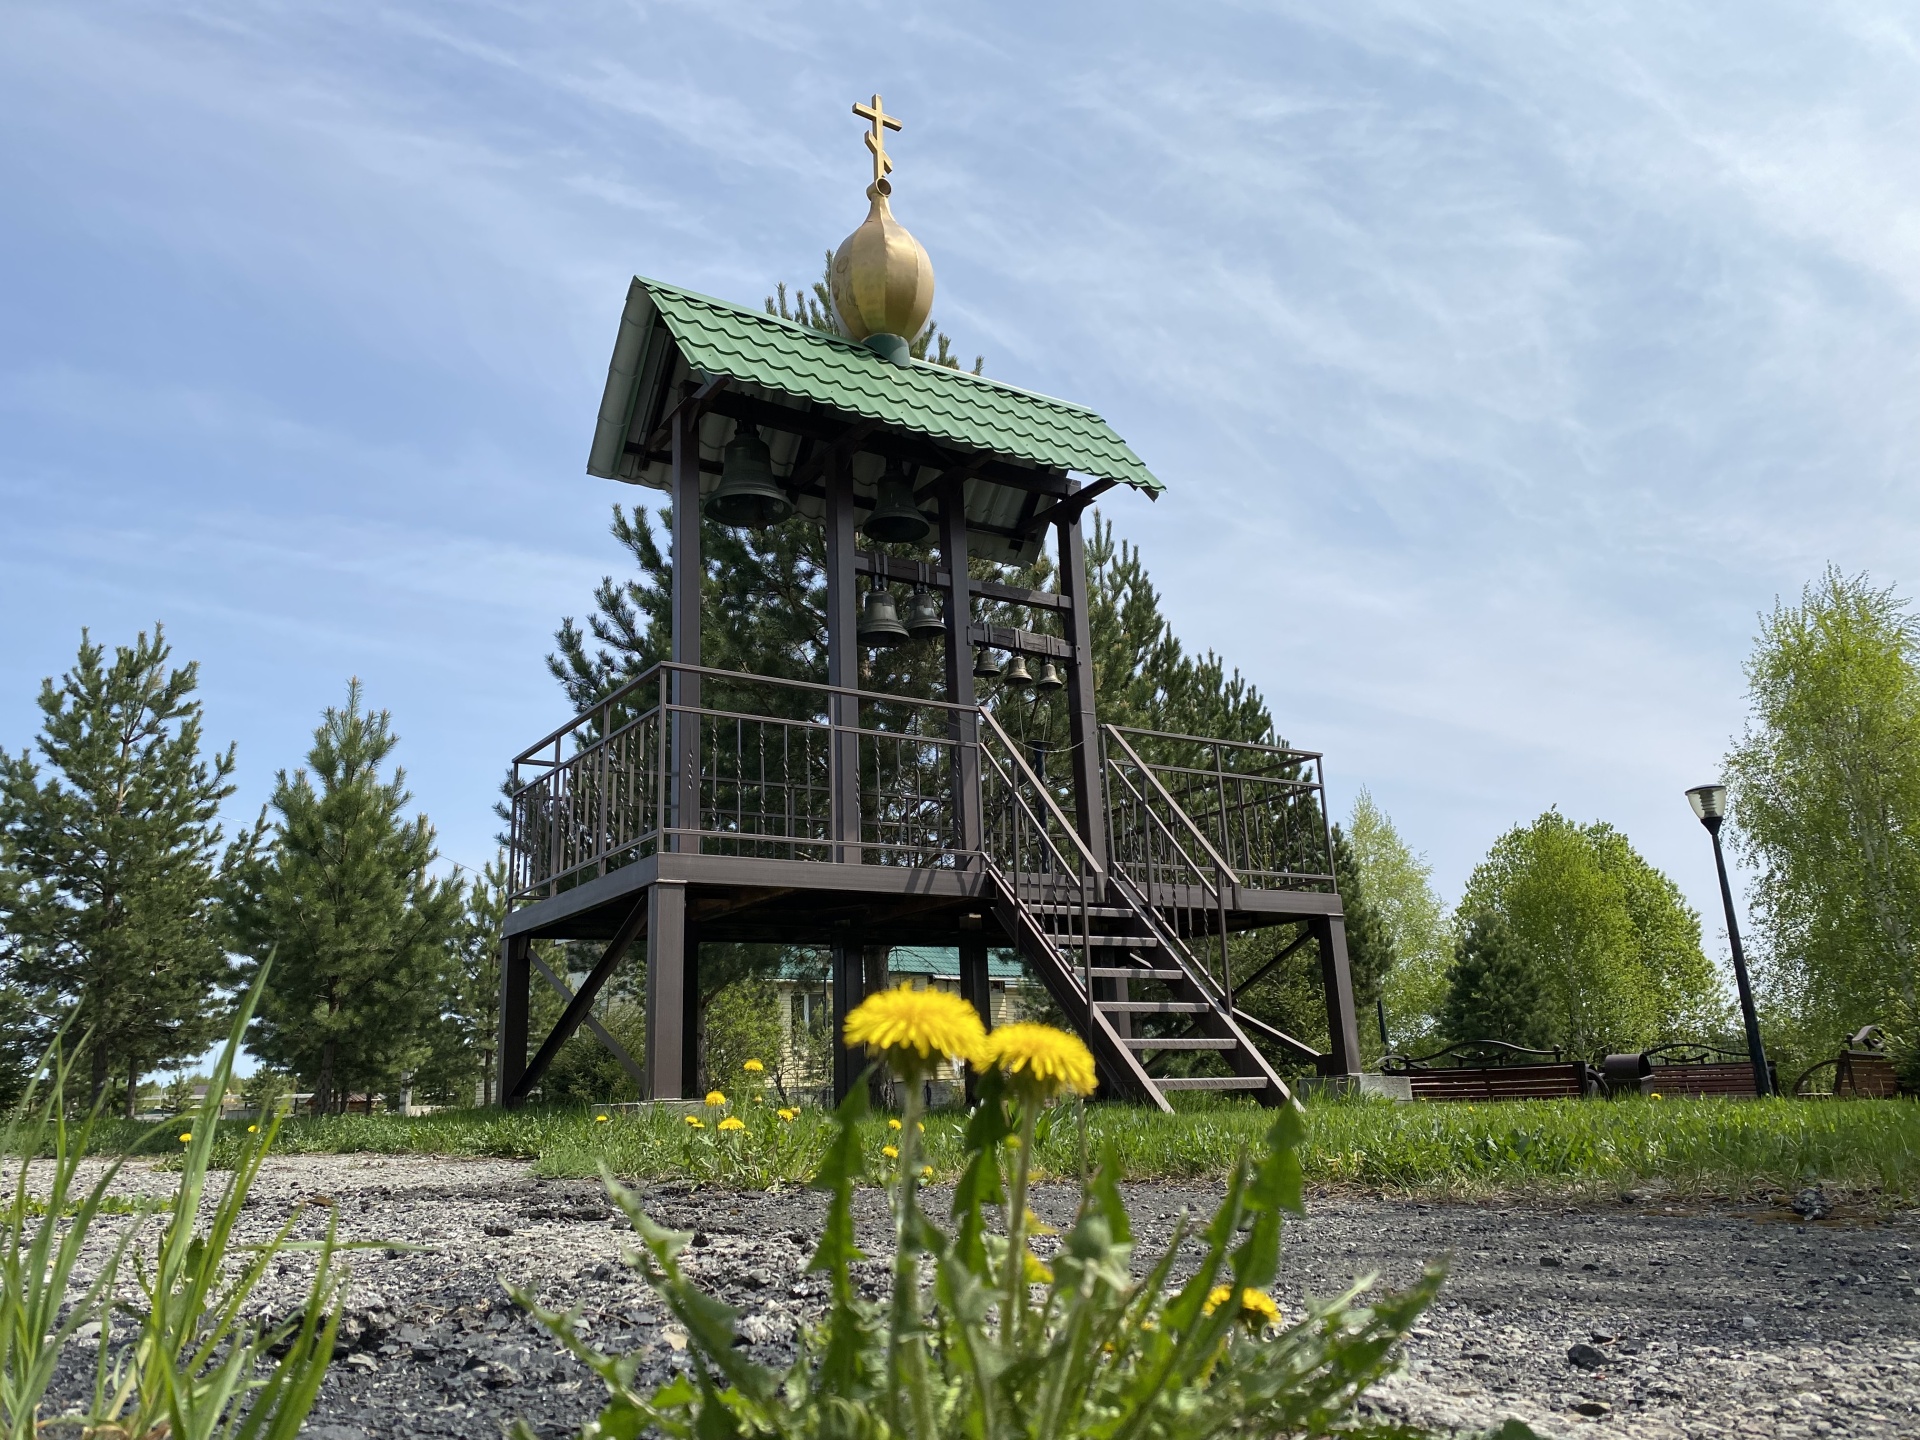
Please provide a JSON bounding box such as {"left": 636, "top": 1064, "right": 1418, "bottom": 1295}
{"left": 1000, "top": 654, "right": 1033, "bottom": 689}
{"left": 1035, "top": 660, "right": 1064, "bottom": 693}
{"left": 857, "top": 578, "right": 909, "bottom": 647}
{"left": 972, "top": 646, "right": 1002, "bottom": 680}
{"left": 704, "top": 424, "right": 793, "bottom": 528}
{"left": 862, "top": 472, "right": 932, "bottom": 544}
{"left": 904, "top": 584, "right": 944, "bottom": 640}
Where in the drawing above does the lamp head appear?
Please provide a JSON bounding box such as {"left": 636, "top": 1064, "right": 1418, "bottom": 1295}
{"left": 1686, "top": 783, "right": 1728, "bottom": 832}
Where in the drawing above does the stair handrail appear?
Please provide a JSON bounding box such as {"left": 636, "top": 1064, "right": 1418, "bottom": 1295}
{"left": 977, "top": 707, "right": 1104, "bottom": 878}
{"left": 1101, "top": 726, "right": 1239, "bottom": 1005}
{"left": 1101, "top": 725, "right": 1243, "bottom": 887}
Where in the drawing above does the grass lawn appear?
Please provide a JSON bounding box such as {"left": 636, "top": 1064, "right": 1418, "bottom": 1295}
{"left": 85, "top": 1092, "right": 1920, "bottom": 1204}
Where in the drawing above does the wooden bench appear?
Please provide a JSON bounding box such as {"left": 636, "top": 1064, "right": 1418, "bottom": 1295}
{"left": 1643, "top": 1042, "right": 1776, "bottom": 1098}
{"left": 1383, "top": 1041, "right": 1597, "bottom": 1102}
{"left": 1795, "top": 1026, "right": 1902, "bottom": 1099}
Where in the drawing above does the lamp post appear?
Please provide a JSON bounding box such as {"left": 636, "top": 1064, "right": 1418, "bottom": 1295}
{"left": 1686, "top": 783, "right": 1772, "bottom": 1097}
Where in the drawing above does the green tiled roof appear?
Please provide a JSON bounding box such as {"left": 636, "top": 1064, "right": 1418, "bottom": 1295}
{"left": 631, "top": 278, "right": 1161, "bottom": 495}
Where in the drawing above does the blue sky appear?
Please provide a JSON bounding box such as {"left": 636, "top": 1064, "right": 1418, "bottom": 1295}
{"left": 4, "top": 2, "right": 1918, "bottom": 974}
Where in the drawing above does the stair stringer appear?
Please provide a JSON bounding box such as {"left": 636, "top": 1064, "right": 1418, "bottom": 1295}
{"left": 980, "top": 867, "right": 1173, "bottom": 1113}
{"left": 1102, "top": 868, "right": 1295, "bottom": 1108}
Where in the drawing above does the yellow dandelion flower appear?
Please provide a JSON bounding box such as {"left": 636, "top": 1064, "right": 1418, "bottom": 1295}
{"left": 742, "top": 1059, "right": 764, "bottom": 1073}
{"left": 1022, "top": 1250, "right": 1054, "bottom": 1285}
{"left": 843, "top": 984, "right": 986, "bottom": 1077}
{"left": 1238, "top": 1288, "right": 1281, "bottom": 1327}
{"left": 978, "top": 1023, "right": 1097, "bottom": 1100}
{"left": 704, "top": 1090, "right": 727, "bottom": 1107}
{"left": 178, "top": 1133, "right": 193, "bottom": 1143}
{"left": 718, "top": 1116, "right": 746, "bottom": 1133}
{"left": 594, "top": 1114, "right": 610, "bottom": 1123}
{"left": 921, "top": 1166, "right": 934, "bottom": 1180}
{"left": 888, "top": 1118, "right": 902, "bottom": 1131}
{"left": 882, "top": 1144, "right": 899, "bottom": 1159}
{"left": 247, "top": 1125, "right": 258, "bottom": 1133}
{"left": 1650, "top": 1092, "right": 1663, "bottom": 1101}
{"left": 684, "top": 1115, "right": 705, "bottom": 1129}
{"left": 777, "top": 1107, "right": 798, "bottom": 1122}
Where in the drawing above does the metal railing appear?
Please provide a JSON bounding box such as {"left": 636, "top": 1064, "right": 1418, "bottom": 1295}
{"left": 1101, "top": 726, "right": 1336, "bottom": 891}
{"left": 976, "top": 708, "right": 1101, "bottom": 1021}
{"left": 1100, "top": 726, "right": 1236, "bottom": 1007}
{"left": 508, "top": 664, "right": 976, "bottom": 901}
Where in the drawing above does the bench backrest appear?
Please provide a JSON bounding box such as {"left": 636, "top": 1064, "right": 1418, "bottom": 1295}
{"left": 1647, "top": 1061, "right": 1773, "bottom": 1098}
{"left": 1404, "top": 1062, "right": 1591, "bottom": 1102}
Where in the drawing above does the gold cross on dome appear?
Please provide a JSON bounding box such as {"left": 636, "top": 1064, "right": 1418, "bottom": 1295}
{"left": 852, "top": 93, "right": 903, "bottom": 186}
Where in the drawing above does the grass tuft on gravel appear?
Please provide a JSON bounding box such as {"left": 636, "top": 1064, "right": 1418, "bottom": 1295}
{"left": 80, "top": 1093, "right": 1920, "bottom": 1201}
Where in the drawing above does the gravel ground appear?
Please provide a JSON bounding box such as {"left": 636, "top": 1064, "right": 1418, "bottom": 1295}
{"left": 33, "top": 1154, "right": 1920, "bottom": 1439}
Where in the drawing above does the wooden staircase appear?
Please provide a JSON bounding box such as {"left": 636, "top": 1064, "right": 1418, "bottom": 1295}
{"left": 977, "top": 712, "right": 1294, "bottom": 1113}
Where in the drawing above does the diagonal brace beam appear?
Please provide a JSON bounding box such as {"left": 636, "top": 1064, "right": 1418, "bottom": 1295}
{"left": 1234, "top": 927, "right": 1314, "bottom": 998}
{"left": 531, "top": 953, "right": 647, "bottom": 1093}
{"left": 507, "top": 897, "right": 647, "bottom": 1105}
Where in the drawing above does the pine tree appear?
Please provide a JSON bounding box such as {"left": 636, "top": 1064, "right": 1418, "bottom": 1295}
{"left": 232, "top": 681, "right": 462, "bottom": 1112}
{"left": 1439, "top": 910, "right": 1549, "bottom": 1049}
{"left": 0, "top": 626, "right": 237, "bottom": 1110}
{"left": 448, "top": 855, "right": 508, "bottom": 1106}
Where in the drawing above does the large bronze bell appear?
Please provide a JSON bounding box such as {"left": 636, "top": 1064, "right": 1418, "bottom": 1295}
{"left": 1000, "top": 654, "right": 1033, "bottom": 689}
{"left": 704, "top": 424, "right": 793, "bottom": 528}
{"left": 1035, "top": 660, "right": 1064, "bottom": 693}
{"left": 972, "top": 646, "right": 1002, "bottom": 680}
{"left": 863, "top": 472, "right": 931, "bottom": 544}
{"left": 904, "top": 584, "right": 944, "bottom": 640}
{"left": 857, "top": 578, "right": 909, "bottom": 647}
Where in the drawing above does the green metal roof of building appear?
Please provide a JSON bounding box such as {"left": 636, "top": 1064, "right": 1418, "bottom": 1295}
{"left": 587, "top": 277, "right": 1162, "bottom": 499}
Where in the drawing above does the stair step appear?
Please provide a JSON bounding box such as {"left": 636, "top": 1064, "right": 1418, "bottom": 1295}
{"left": 1028, "top": 904, "right": 1134, "bottom": 920}
{"left": 1099, "top": 1001, "right": 1211, "bottom": 1014}
{"left": 1122, "top": 1037, "right": 1237, "bottom": 1051}
{"left": 1156, "top": 1076, "right": 1272, "bottom": 1091}
{"left": 1089, "top": 967, "right": 1187, "bottom": 980}
{"left": 1047, "top": 934, "right": 1154, "bottom": 949}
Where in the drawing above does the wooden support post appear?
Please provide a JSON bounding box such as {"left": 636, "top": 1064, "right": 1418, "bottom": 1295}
{"left": 959, "top": 938, "right": 990, "bottom": 1104}
{"left": 939, "top": 480, "right": 981, "bottom": 858}
{"left": 831, "top": 939, "right": 862, "bottom": 1103}
{"left": 670, "top": 406, "right": 703, "bottom": 851}
{"left": 824, "top": 449, "right": 862, "bottom": 862}
{"left": 863, "top": 945, "right": 891, "bottom": 1107}
{"left": 682, "top": 910, "right": 702, "bottom": 1098}
{"left": 498, "top": 933, "right": 530, "bottom": 1107}
{"left": 1312, "top": 915, "right": 1363, "bottom": 1077}
{"left": 645, "top": 881, "right": 690, "bottom": 1098}
{"left": 1055, "top": 494, "right": 1107, "bottom": 870}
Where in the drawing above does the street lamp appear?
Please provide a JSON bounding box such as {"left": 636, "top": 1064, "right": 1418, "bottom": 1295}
{"left": 1686, "top": 783, "right": 1773, "bottom": 1097}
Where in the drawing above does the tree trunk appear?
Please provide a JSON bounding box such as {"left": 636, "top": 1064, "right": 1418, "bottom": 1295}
{"left": 124, "top": 1064, "right": 138, "bottom": 1120}
{"left": 89, "top": 1041, "right": 111, "bottom": 1109}
{"left": 314, "top": 1039, "right": 336, "bottom": 1116}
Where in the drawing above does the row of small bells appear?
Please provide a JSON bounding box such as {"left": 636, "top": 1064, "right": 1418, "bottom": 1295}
{"left": 704, "top": 421, "right": 1061, "bottom": 690}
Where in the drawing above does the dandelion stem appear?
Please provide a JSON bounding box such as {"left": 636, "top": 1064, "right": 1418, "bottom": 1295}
{"left": 1002, "top": 1100, "right": 1038, "bottom": 1349}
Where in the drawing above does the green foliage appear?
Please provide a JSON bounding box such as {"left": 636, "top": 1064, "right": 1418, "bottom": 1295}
{"left": 1332, "top": 825, "right": 1395, "bottom": 1052}
{"left": 1, "top": 969, "right": 350, "bottom": 1440}
{"left": 512, "top": 1082, "right": 1439, "bottom": 1440}
{"left": 1438, "top": 912, "right": 1548, "bottom": 1049}
{"left": 1727, "top": 567, "right": 1920, "bottom": 1068}
{"left": 701, "top": 974, "right": 785, "bottom": 1094}
{"left": 230, "top": 680, "right": 464, "bottom": 1111}
{"left": 0, "top": 624, "right": 238, "bottom": 1109}
{"left": 1458, "top": 811, "right": 1726, "bottom": 1054}
{"left": 1349, "top": 790, "right": 1451, "bottom": 1050}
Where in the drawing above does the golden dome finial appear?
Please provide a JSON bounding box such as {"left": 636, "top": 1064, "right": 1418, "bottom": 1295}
{"left": 832, "top": 94, "right": 935, "bottom": 356}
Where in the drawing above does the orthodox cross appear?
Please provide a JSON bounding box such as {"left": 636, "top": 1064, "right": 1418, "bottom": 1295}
{"left": 852, "top": 94, "right": 902, "bottom": 186}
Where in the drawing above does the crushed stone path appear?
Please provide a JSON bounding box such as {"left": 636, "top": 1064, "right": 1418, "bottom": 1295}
{"left": 38, "top": 1154, "right": 1920, "bottom": 1439}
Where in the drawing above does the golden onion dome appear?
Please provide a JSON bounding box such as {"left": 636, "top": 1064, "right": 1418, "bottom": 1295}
{"left": 830, "top": 177, "right": 935, "bottom": 347}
